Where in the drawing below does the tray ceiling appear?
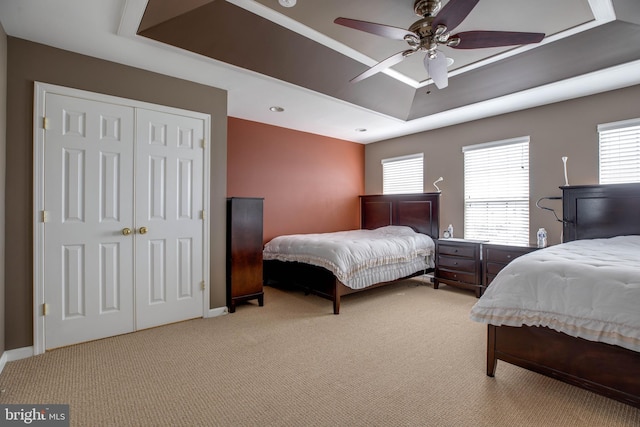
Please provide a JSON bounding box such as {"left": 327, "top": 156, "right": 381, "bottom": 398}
{"left": 2, "top": 0, "right": 640, "bottom": 143}
{"left": 138, "top": 0, "right": 640, "bottom": 123}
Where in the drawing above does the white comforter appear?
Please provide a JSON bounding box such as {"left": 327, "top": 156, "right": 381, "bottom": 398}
{"left": 470, "top": 235, "right": 640, "bottom": 352}
{"left": 263, "top": 225, "right": 435, "bottom": 290}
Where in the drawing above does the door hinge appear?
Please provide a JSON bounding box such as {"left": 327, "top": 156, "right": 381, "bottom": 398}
{"left": 200, "top": 139, "right": 206, "bottom": 149}
{"left": 43, "top": 117, "right": 50, "bottom": 130}
{"left": 42, "top": 303, "right": 49, "bottom": 316}
{"left": 41, "top": 210, "right": 49, "bottom": 223}
{"left": 200, "top": 210, "right": 205, "bottom": 220}
{"left": 200, "top": 281, "right": 205, "bottom": 291}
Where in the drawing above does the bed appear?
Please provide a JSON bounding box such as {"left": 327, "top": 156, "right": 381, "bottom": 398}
{"left": 263, "top": 193, "right": 440, "bottom": 314}
{"left": 470, "top": 183, "right": 640, "bottom": 408}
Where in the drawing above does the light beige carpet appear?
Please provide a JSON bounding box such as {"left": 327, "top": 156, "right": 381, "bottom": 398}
{"left": 1, "top": 278, "right": 639, "bottom": 426}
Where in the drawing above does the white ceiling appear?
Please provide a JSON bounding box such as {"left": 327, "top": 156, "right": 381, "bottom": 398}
{"left": 1, "top": 0, "right": 640, "bottom": 143}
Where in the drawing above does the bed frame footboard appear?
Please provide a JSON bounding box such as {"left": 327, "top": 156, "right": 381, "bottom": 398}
{"left": 488, "top": 325, "right": 640, "bottom": 408}
{"left": 264, "top": 260, "right": 430, "bottom": 314}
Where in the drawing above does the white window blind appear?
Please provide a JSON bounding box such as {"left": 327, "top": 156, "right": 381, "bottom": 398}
{"left": 463, "top": 137, "right": 529, "bottom": 245}
{"left": 598, "top": 118, "right": 640, "bottom": 184}
{"left": 382, "top": 153, "right": 423, "bottom": 194}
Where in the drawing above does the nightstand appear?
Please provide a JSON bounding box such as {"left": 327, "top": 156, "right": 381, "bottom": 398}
{"left": 481, "top": 243, "right": 539, "bottom": 295}
{"left": 434, "top": 239, "right": 483, "bottom": 297}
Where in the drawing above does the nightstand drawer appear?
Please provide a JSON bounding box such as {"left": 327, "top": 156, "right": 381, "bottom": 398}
{"left": 437, "top": 243, "right": 477, "bottom": 258}
{"left": 437, "top": 255, "right": 477, "bottom": 272}
{"left": 434, "top": 239, "right": 483, "bottom": 297}
{"left": 437, "top": 269, "right": 477, "bottom": 285}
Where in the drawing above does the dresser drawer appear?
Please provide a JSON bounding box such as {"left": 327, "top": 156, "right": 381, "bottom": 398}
{"left": 485, "top": 261, "right": 506, "bottom": 276}
{"left": 484, "top": 247, "right": 522, "bottom": 264}
{"left": 481, "top": 244, "right": 539, "bottom": 293}
{"left": 438, "top": 255, "right": 477, "bottom": 272}
{"left": 485, "top": 274, "right": 497, "bottom": 287}
{"left": 437, "top": 243, "right": 477, "bottom": 258}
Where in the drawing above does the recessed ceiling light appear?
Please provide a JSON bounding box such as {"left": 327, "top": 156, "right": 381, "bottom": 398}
{"left": 355, "top": 128, "right": 367, "bottom": 132}
{"left": 278, "top": 0, "right": 296, "bottom": 7}
{"left": 269, "top": 106, "right": 285, "bottom": 112}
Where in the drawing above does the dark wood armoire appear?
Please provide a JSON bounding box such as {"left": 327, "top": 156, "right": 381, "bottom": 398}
{"left": 226, "top": 197, "right": 264, "bottom": 313}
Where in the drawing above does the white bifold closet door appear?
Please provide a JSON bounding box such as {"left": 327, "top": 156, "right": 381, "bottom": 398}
{"left": 42, "top": 92, "right": 205, "bottom": 350}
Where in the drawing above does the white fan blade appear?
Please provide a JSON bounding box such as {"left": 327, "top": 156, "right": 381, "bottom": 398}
{"left": 351, "top": 50, "right": 415, "bottom": 83}
{"left": 424, "top": 51, "right": 449, "bottom": 89}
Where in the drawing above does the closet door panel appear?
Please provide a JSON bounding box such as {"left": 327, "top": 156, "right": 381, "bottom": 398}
{"left": 43, "top": 94, "right": 135, "bottom": 349}
{"left": 134, "top": 109, "right": 205, "bottom": 329}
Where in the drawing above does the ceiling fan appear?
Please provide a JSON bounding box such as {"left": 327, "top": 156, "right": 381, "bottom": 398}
{"left": 334, "top": 0, "right": 545, "bottom": 89}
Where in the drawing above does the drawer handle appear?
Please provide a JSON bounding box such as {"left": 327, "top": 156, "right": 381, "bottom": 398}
{"left": 506, "top": 255, "right": 512, "bottom": 259}
{"left": 454, "top": 262, "right": 458, "bottom": 265}
{"left": 453, "top": 249, "right": 459, "bottom": 253}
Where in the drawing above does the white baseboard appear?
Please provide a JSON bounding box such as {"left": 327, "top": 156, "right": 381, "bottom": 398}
{"left": 206, "top": 306, "right": 228, "bottom": 318}
{"left": 6, "top": 346, "right": 34, "bottom": 361}
{"left": 0, "top": 346, "right": 34, "bottom": 375}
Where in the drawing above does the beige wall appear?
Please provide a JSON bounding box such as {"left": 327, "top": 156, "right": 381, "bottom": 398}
{"left": 0, "top": 23, "right": 7, "bottom": 356}
{"left": 365, "top": 85, "right": 640, "bottom": 246}
{"left": 6, "top": 37, "right": 228, "bottom": 350}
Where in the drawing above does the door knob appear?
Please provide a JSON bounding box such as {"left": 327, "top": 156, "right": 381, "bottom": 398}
{"left": 139, "top": 226, "right": 148, "bottom": 235}
{"left": 122, "top": 227, "right": 132, "bottom": 236}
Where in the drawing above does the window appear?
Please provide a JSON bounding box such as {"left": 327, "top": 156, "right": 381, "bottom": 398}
{"left": 382, "top": 153, "right": 423, "bottom": 194}
{"left": 598, "top": 118, "right": 640, "bottom": 184}
{"left": 463, "top": 137, "right": 530, "bottom": 245}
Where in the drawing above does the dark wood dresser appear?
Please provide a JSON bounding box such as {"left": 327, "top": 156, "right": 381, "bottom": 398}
{"left": 226, "top": 197, "right": 264, "bottom": 313}
{"left": 434, "top": 239, "right": 483, "bottom": 297}
{"left": 482, "top": 243, "right": 538, "bottom": 295}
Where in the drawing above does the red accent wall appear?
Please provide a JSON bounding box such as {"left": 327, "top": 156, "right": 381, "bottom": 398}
{"left": 227, "top": 118, "right": 365, "bottom": 243}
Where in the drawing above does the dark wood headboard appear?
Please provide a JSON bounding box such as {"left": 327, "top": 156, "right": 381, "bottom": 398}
{"left": 562, "top": 183, "right": 640, "bottom": 242}
{"left": 360, "top": 193, "right": 440, "bottom": 238}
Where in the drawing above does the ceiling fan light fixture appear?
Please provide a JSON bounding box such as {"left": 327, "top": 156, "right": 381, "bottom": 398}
{"left": 446, "top": 37, "right": 461, "bottom": 48}
{"left": 434, "top": 25, "right": 447, "bottom": 36}
{"left": 404, "top": 33, "right": 420, "bottom": 47}
{"left": 269, "top": 106, "right": 285, "bottom": 112}
{"left": 278, "top": 0, "right": 296, "bottom": 7}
